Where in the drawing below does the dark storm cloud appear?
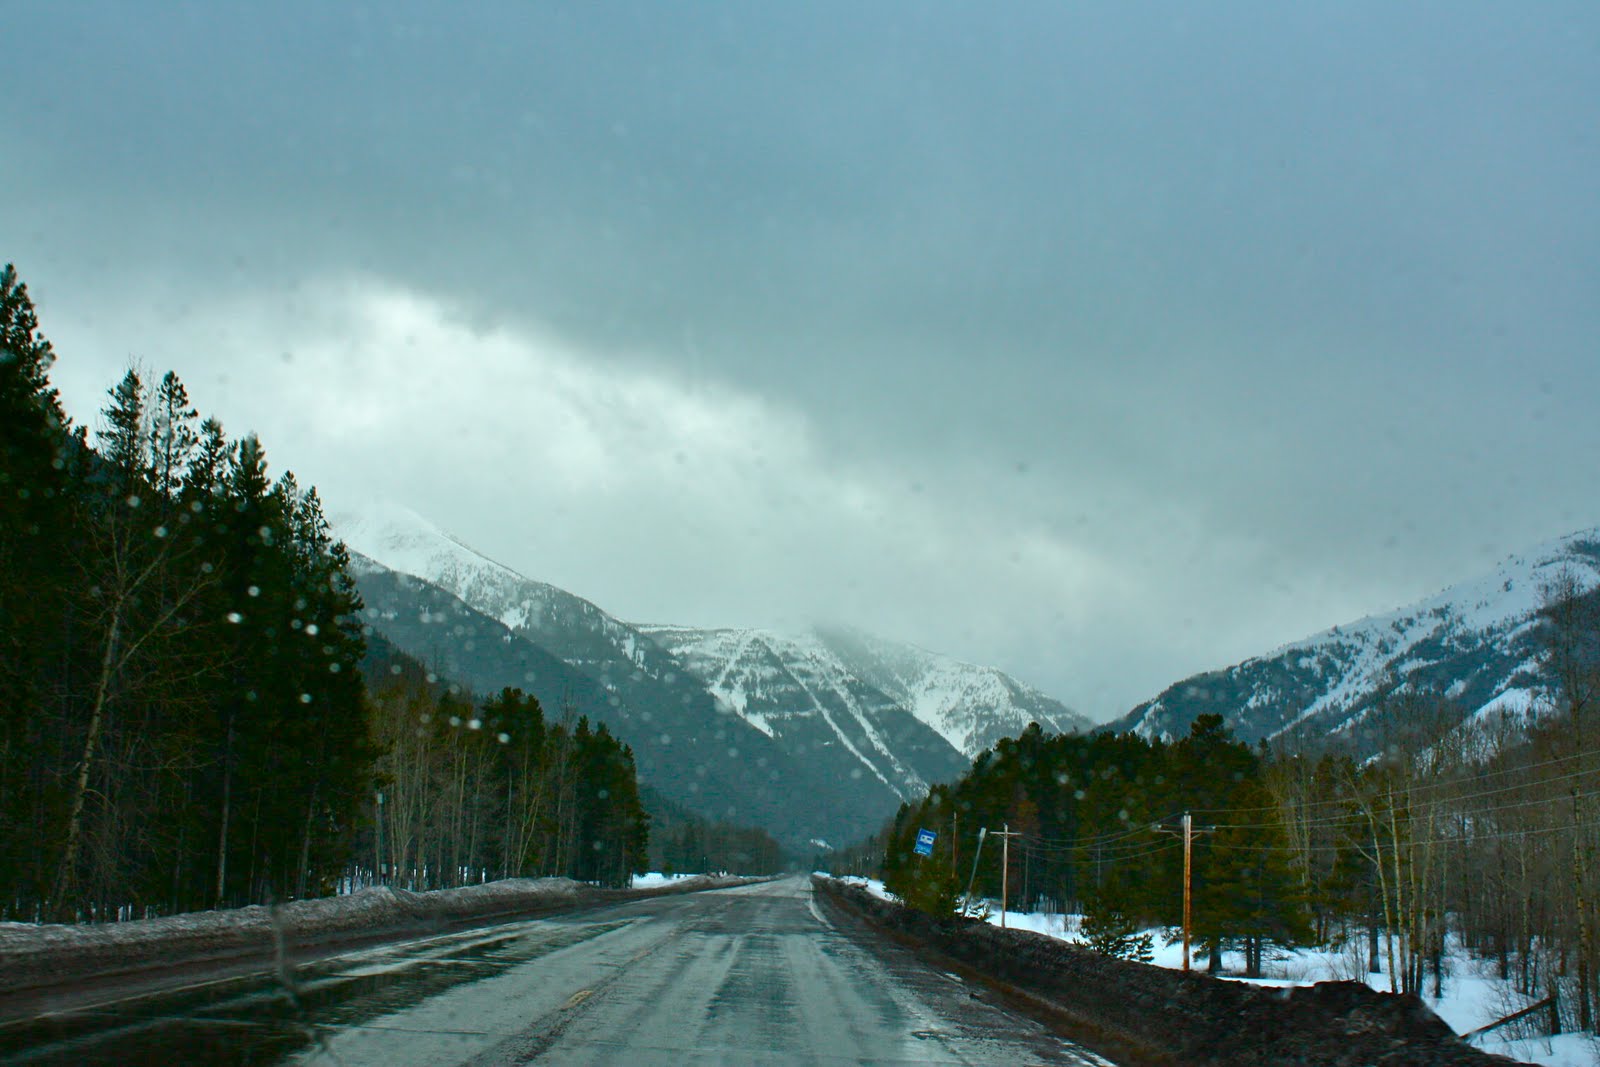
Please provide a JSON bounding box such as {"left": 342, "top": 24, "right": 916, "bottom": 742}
{"left": 5, "top": 1, "right": 1598, "bottom": 717}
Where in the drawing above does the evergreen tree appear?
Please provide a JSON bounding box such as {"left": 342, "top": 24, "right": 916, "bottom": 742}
{"left": 0, "top": 264, "right": 78, "bottom": 915}
{"left": 1080, "top": 898, "right": 1155, "bottom": 962}
{"left": 147, "top": 370, "right": 198, "bottom": 504}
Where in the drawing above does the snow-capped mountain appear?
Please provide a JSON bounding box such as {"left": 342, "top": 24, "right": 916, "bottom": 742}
{"left": 336, "top": 503, "right": 1081, "bottom": 844}
{"left": 638, "top": 623, "right": 1087, "bottom": 762}
{"left": 338, "top": 502, "right": 650, "bottom": 680}
{"left": 810, "top": 625, "right": 1091, "bottom": 757}
{"left": 635, "top": 625, "right": 968, "bottom": 798}
{"left": 1109, "top": 529, "right": 1600, "bottom": 751}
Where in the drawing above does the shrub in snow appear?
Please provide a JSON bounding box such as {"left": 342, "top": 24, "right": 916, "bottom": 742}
{"left": 1080, "top": 906, "right": 1154, "bottom": 963}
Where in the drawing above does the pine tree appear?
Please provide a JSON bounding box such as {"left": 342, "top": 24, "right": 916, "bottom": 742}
{"left": 1080, "top": 899, "right": 1155, "bottom": 962}
{"left": 52, "top": 367, "right": 216, "bottom": 916}
{"left": 0, "top": 265, "right": 79, "bottom": 916}
{"left": 148, "top": 371, "right": 198, "bottom": 504}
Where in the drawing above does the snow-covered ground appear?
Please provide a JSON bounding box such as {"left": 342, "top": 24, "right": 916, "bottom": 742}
{"left": 630, "top": 872, "right": 706, "bottom": 889}
{"left": 828, "top": 879, "right": 1597, "bottom": 1067}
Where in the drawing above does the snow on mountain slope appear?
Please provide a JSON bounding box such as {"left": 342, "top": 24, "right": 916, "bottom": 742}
{"left": 809, "top": 626, "right": 1091, "bottom": 758}
{"left": 1109, "top": 528, "right": 1600, "bottom": 750}
{"left": 337, "top": 502, "right": 644, "bottom": 674}
{"left": 336, "top": 502, "right": 1085, "bottom": 830}
{"left": 348, "top": 556, "right": 908, "bottom": 847}
{"left": 335, "top": 504, "right": 956, "bottom": 841}
{"left": 638, "top": 622, "right": 1086, "bottom": 763}
{"left": 636, "top": 625, "right": 968, "bottom": 800}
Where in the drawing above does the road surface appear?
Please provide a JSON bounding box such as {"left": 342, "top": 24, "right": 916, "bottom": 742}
{"left": 1, "top": 877, "right": 1116, "bottom": 1066}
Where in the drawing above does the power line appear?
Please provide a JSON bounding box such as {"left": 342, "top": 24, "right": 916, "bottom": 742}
{"left": 1204, "top": 778, "right": 1600, "bottom": 837}
{"left": 1191, "top": 744, "right": 1600, "bottom": 819}
{"left": 1016, "top": 837, "right": 1179, "bottom": 864}
{"left": 1210, "top": 765, "right": 1590, "bottom": 820}
{"left": 1208, "top": 816, "right": 1600, "bottom": 856}
{"left": 1028, "top": 817, "right": 1182, "bottom": 850}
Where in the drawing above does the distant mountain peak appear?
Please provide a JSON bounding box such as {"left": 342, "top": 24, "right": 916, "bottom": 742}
{"left": 333, "top": 502, "right": 608, "bottom": 640}
{"left": 639, "top": 622, "right": 1089, "bottom": 760}
{"left": 335, "top": 501, "right": 522, "bottom": 587}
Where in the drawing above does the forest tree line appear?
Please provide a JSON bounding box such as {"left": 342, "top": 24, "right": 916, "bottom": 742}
{"left": 641, "top": 783, "right": 789, "bottom": 877}
{"left": 877, "top": 576, "right": 1600, "bottom": 1029}
{"left": 0, "top": 263, "right": 650, "bottom": 922}
{"left": 364, "top": 646, "right": 649, "bottom": 891}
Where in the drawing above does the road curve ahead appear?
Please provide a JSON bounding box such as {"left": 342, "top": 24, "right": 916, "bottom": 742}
{"left": 3, "top": 876, "right": 1115, "bottom": 1066}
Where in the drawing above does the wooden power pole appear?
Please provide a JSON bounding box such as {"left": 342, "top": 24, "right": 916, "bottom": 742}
{"left": 952, "top": 811, "right": 959, "bottom": 879}
{"left": 1155, "top": 812, "right": 1210, "bottom": 971}
{"left": 992, "top": 824, "right": 1021, "bottom": 930}
{"left": 960, "top": 827, "right": 988, "bottom": 915}
{"left": 1182, "top": 812, "right": 1195, "bottom": 972}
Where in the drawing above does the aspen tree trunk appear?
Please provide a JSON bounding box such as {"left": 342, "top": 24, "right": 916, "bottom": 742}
{"left": 296, "top": 785, "right": 318, "bottom": 899}
{"left": 1388, "top": 800, "right": 1414, "bottom": 995}
{"left": 465, "top": 749, "right": 484, "bottom": 884}
{"left": 1434, "top": 827, "right": 1449, "bottom": 999}
{"left": 1571, "top": 787, "right": 1591, "bottom": 1030}
{"left": 504, "top": 777, "right": 515, "bottom": 880}
{"left": 1519, "top": 846, "right": 1534, "bottom": 995}
{"left": 215, "top": 717, "right": 234, "bottom": 906}
{"left": 1571, "top": 705, "right": 1593, "bottom": 1030}
{"left": 454, "top": 742, "right": 469, "bottom": 886}
{"left": 1364, "top": 810, "right": 1399, "bottom": 993}
{"left": 1369, "top": 825, "right": 1395, "bottom": 991}
{"left": 50, "top": 609, "right": 123, "bottom": 916}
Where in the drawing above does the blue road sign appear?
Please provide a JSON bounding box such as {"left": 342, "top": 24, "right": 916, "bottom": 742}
{"left": 913, "top": 828, "right": 937, "bottom": 856}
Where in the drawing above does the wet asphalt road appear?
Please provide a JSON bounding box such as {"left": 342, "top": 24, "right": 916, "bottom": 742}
{"left": 1, "top": 877, "right": 1115, "bottom": 1066}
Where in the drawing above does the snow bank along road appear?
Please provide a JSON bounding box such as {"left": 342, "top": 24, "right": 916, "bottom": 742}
{"left": 0, "top": 876, "right": 1114, "bottom": 1065}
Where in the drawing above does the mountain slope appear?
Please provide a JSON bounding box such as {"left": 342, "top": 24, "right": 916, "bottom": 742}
{"left": 336, "top": 505, "right": 931, "bottom": 844}
{"left": 1108, "top": 529, "right": 1600, "bottom": 750}
{"left": 811, "top": 625, "right": 1091, "bottom": 757}
{"left": 635, "top": 625, "right": 969, "bottom": 797}
{"left": 347, "top": 556, "right": 869, "bottom": 843}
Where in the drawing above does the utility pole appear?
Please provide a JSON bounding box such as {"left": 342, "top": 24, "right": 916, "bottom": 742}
{"left": 961, "top": 827, "right": 988, "bottom": 915}
{"left": 1181, "top": 813, "right": 1194, "bottom": 972}
{"left": 375, "top": 791, "right": 385, "bottom": 887}
{"left": 1155, "top": 812, "right": 1211, "bottom": 971}
{"left": 992, "top": 824, "right": 1021, "bottom": 929}
{"left": 952, "top": 811, "right": 959, "bottom": 880}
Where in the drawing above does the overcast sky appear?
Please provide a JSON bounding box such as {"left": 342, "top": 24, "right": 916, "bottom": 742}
{"left": 5, "top": 2, "right": 1598, "bottom": 721}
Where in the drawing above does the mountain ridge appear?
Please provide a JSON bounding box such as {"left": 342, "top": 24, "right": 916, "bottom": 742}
{"left": 634, "top": 623, "right": 968, "bottom": 799}
{"left": 1107, "top": 527, "right": 1600, "bottom": 750}
{"left": 334, "top": 502, "right": 1087, "bottom": 844}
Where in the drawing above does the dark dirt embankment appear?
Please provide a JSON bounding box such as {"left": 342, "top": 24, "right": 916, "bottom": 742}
{"left": 813, "top": 876, "right": 1528, "bottom": 1067}
{"left": 0, "top": 875, "right": 762, "bottom": 1017}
